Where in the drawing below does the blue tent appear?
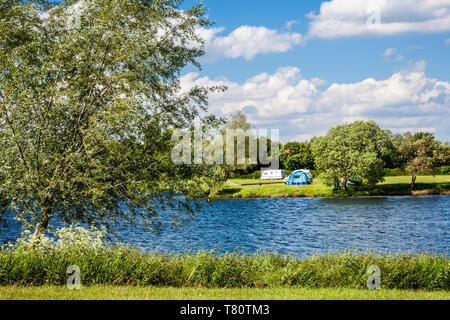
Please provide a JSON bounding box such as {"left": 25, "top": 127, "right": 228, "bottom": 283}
{"left": 286, "top": 171, "right": 311, "bottom": 186}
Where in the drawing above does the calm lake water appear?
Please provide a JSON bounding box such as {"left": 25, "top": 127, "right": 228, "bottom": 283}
{"left": 1, "top": 196, "right": 449, "bottom": 258}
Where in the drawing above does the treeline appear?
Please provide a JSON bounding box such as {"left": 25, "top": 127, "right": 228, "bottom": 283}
{"left": 232, "top": 117, "right": 449, "bottom": 191}
{"left": 279, "top": 135, "right": 449, "bottom": 173}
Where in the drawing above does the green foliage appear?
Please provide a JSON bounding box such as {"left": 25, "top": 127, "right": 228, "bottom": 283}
{"left": 230, "top": 171, "right": 262, "bottom": 180}
{"left": 384, "top": 133, "right": 406, "bottom": 169}
{"left": 439, "top": 166, "right": 450, "bottom": 175}
{"left": 437, "top": 142, "right": 450, "bottom": 166}
{"left": 226, "top": 111, "right": 253, "bottom": 131}
{"left": 221, "top": 111, "right": 279, "bottom": 179}
{"left": 0, "top": 243, "right": 448, "bottom": 290}
{"left": 398, "top": 132, "right": 441, "bottom": 190}
{"left": 0, "top": 0, "right": 223, "bottom": 238}
{"left": 384, "top": 168, "right": 407, "bottom": 176}
{"left": 385, "top": 167, "right": 450, "bottom": 176}
{"left": 213, "top": 175, "right": 450, "bottom": 199}
{"left": 8, "top": 225, "right": 108, "bottom": 253}
{"left": 311, "top": 121, "right": 392, "bottom": 190}
{"left": 280, "top": 142, "right": 315, "bottom": 171}
{"left": 221, "top": 111, "right": 256, "bottom": 178}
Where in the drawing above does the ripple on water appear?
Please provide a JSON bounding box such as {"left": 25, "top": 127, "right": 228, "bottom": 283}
{"left": 0, "top": 196, "right": 449, "bottom": 258}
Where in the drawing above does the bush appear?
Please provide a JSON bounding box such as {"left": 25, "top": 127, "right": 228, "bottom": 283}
{"left": 384, "top": 166, "right": 450, "bottom": 176}
{"left": 6, "top": 225, "right": 107, "bottom": 253}
{"left": 384, "top": 168, "right": 407, "bottom": 176}
{"left": 439, "top": 166, "right": 450, "bottom": 175}
{"left": 231, "top": 171, "right": 262, "bottom": 179}
{"left": 0, "top": 243, "right": 448, "bottom": 290}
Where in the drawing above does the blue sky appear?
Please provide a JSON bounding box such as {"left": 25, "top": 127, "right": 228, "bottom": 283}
{"left": 180, "top": 0, "right": 450, "bottom": 143}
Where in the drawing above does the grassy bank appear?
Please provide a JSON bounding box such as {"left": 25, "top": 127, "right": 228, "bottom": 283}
{"left": 0, "top": 248, "right": 448, "bottom": 290}
{"left": 211, "top": 175, "right": 450, "bottom": 199}
{"left": 1, "top": 285, "right": 449, "bottom": 300}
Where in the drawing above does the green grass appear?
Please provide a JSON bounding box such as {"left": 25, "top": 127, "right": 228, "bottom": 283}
{"left": 211, "top": 175, "right": 450, "bottom": 199}
{"left": 1, "top": 285, "right": 448, "bottom": 300}
{"left": 1, "top": 248, "right": 448, "bottom": 290}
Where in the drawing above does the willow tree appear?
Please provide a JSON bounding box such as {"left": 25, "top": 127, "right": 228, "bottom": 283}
{"left": 0, "top": 0, "right": 223, "bottom": 244}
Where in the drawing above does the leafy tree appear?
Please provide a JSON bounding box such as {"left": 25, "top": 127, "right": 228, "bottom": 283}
{"left": 226, "top": 111, "right": 253, "bottom": 132}
{"left": 384, "top": 133, "right": 406, "bottom": 169}
{"left": 311, "top": 121, "right": 392, "bottom": 190}
{"left": 280, "top": 142, "right": 314, "bottom": 170}
{"left": 220, "top": 111, "right": 255, "bottom": 179}
{"left": 0, "top": 0, "right": 222, "bottom": 245}
{"left": 398, "top": 132, "right": 440, "bottom": 190}
{"left": 436, "top": 141, "right": 450, "bottom": 167}
{"left": 218, "top": 111, "right": 281, "bottom": 179}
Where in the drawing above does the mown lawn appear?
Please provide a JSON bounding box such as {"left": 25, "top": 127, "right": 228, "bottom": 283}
{"left": 1, "top": 286, "right": 449, "bottom": 300}
{"left": 210, "top": 175, "right": 450, "bottom": 199}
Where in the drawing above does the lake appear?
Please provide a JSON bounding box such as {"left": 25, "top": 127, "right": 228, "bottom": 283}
{"left": 1, "top": 196, "right": 449, "bottom": 258}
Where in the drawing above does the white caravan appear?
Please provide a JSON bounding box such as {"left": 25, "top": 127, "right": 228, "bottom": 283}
{"left": 260, "top": 169, "right": 286, "bottom": 180}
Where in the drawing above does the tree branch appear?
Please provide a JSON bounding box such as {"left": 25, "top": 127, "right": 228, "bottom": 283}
{"left": 0, "top": 95, "right": 29, "bottom": 173}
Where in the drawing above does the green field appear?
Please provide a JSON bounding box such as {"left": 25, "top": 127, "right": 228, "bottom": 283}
{"left": 1, "top": 286, "right": 449, "bottom": 300}
{"left": 211, "top": 175, "right": 450, "bottom": 199}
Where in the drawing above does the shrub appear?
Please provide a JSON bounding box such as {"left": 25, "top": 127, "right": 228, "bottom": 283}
{"left": 385, "top": 166, "right": 450, "bottom": 176}
{"left": 230, "top": 171, "right": 261, "bottom": 179}
{"left": 439, "top": 166, "right": 450, "bottom": 175}
{"left": 384, "top": 168, "right": 407, "bottom": 176}
{"left": 6, "top": 225, "right": 107, "bottom": 253}
{"left": 0, "top": 242, "right": 448, "bottom": 290}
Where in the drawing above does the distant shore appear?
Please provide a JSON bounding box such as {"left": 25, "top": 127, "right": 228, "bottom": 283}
{"left": 210, "top": 175, "right": 450, "bottom": 199}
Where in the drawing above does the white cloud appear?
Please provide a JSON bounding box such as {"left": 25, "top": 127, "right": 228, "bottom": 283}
{"left": 310, "top": 77, "right": 329, "bottom": 87}
{"left": 404, "top": 59, "right": 427, "bottom": 72}
{"left": 383, "top": 48, "right": 398, "bottom": 57}
{"left": 199, "top": 26, "right": 303, "bottom": 61}
{"left": 181, "top": 63, "right": 450, "bottom": 142}
{"left": 395, "top": 54, "right": 405, "bottom": 62}
{"left": 307, "top": 0, "right": 450, "bottom": 39}
{"left": 196, "top": 1, "right": 450, "bottom": 61}
{"left": 181, "top": 67, "right": 317, "bottom": 117}
{"left": 285, "top": 20, "right": 300, "bottom": 30}
{"left": 382, "top": 48, "right": 405, "bottom": 62}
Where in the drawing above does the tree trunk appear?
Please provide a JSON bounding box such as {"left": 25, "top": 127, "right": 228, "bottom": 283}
{"left": 29, "top": 207, "right": 52, "bottom": 248}
{"left": 341, "top": 177, "right": 348, "bottom": 191}
{"left": 411, "top": 175, "right": 417, "bottom": 192}
{"left": 223, "top": 167, "right": 233, "bottom": 182}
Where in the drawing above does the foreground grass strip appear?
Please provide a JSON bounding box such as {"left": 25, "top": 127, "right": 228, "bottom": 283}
{"left": 1, "top": 286, "right": 449, "bottom": 300}
{"left": 1, "top": 249, "right": 448, "bottom": 290}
